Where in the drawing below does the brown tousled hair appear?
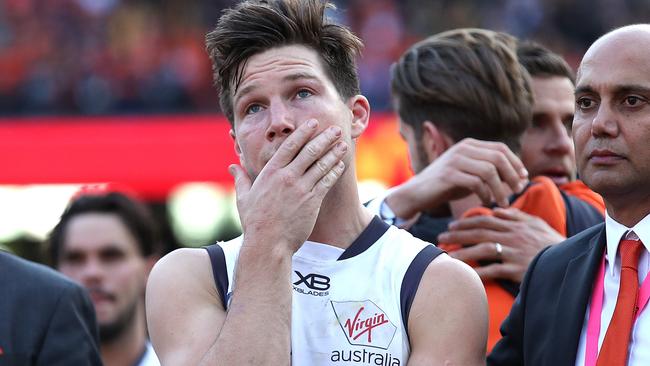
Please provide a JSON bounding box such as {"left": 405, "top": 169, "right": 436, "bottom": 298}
{"left": 391, "top": 28, "right": 533, "bottom": 153}
{"left": 206, "top": 0, "right": 363, "bottom": 125}
{"left": 517, "top": 40, "right": 575, "bottom": 83}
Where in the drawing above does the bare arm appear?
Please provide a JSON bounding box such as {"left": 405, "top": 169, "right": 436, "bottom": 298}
{"left": 385, "top": 138, "right": 529, "bottom": 224}
{"left": 146, "top": 120, "right": 348, "bottom": 365}
{"left": 407, "top": 254, "right": 488, "bottom": 365}
{"left": 438, "top": 208, "right": 565, "bottom": 282}
{"left": 146, "top": 248, "right": 226, "bottom": 365}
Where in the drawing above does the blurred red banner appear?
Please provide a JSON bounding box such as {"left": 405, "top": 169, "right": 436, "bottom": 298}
{"left": 0, "top": 114, "right": 411, "bottom": 200}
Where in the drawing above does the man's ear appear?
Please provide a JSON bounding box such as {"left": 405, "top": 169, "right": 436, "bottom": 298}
{"left": 348, "top": 95, "right": 370, "bottom": 139}
{"left": 229, "top": 129, "right": 242, "bottom": 156}
{"left": 421, "top": 121, "right": 453, "bottom": 161}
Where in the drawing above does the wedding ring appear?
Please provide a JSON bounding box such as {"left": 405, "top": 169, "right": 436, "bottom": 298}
{"left": 495, "top": 242, "right": 503, "bottom": 260}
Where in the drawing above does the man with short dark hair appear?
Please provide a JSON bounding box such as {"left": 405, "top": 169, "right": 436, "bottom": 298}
{"left": 145, "top": 1, "right": 488, "bottom": 365}
{"left": 50, "top": 191, "right": 160, "bottom": 366}
{"left": 488, "top": 24, "right": 650, "bottom": 366}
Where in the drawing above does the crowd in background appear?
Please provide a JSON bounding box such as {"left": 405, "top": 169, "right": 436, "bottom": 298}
{"left": 1, "top": 0, "right": 650, "bottom": 116}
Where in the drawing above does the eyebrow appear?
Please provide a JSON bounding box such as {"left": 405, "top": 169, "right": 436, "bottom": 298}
{"left": 574, "top": 85, "right": 595, "bottom": 96}
{"left": 234, "top": 72, "right": 320, "bottom": 104}
{"left": 575, "top": 84, "right": 650, "bottom": 97}
{"left": 614, "top": 85, "right": 650, "bottom": 96}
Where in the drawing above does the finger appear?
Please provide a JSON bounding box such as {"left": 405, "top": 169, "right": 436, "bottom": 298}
{"left": 465, "top": 138, "right": 529, "bottom": 181}
{"left": 463, "top": 139, "right": 529, "bottom": 198}
{"left": 449, "top": 243, "right": 500, "bottom": 262}
{"left": 452, "top": 153, "right": 509, "bottom": 207}
{"left": 229, "top": 164, "right": 252, "bottom": 198}
{"left": 289, "top": 125, "right": 343, "bottom": 173}
{"left": 439, "top": 226, "right": 508, "bottom": 246}
{"left": 447, "top": 215, "right": 512, "bottom": 232}
{"left": 266, "top": 119, "right": 320, "bottom": 169}
{"left": 304, "top": 140, "right": 348, "bottom": 189}
{"left": 492, "top": 207, "right": 531, "bottom": 221}
{"left": 475, "top": 263, "right": 519, "bottom": 281}
{"left": 448, "top": 168, "right": 493, "bottom": 205}
{"left": 313, "top": 160, "right": 346, "bottom": 196}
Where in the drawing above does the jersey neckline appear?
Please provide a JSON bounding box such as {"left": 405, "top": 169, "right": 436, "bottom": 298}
{"left": 337, "top": 216, "right": 390, "bottom": 261}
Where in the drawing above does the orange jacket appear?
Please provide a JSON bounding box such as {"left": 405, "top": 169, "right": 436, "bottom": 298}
{"left": 439, "top": 176, "right": 604, "bottom": 351}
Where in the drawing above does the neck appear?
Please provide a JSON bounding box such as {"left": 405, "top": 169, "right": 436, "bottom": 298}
{"left": 605, "top": 194, "right": 650, "bottom": 227}
{"left": 308, "top": 168, "right": 373, "bottom": 249}
{"left": 101, "top": 303, "right": 147, "bottom": 366}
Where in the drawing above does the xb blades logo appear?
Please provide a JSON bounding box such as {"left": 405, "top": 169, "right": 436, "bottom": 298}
{"left": 293, "top": 271, "right": 331, "bottom": 291}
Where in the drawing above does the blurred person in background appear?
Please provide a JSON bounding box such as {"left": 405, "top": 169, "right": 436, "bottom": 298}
{"left": 0, "top": 250, "right": 102, "bottom": 365}
{"left": 366, "top": 32, "right": 604, "bottom": 350}
{"left": 489, "top": 23, "right": 650, "bottom": 366}
{"left": 439, "top": 41, "right": 604, "bottom": 281}
{"left": 146, "top": 0, "right": 487, "bottom": 365}
{"left": 437, "top": 40, "right": 606, "bottom": 348}
{"left": 49, "top": 190, "right": 161, "bottom": 366}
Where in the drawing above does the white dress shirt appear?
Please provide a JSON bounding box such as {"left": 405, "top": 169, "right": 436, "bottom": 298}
{"left": 575, "top": 212, "right": 650, "bottom": 366}
{"left": 138, "top": 341, "right": 161, "bottom": 366}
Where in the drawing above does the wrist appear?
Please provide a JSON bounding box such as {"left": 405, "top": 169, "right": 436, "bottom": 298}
{"left": 385, "top": 184, "right": 421, "bottom": 219}
{"left": 379, "top": 198, "right": 409, "bottom": 226}
{"left": 240, "top": 234, "right": 298, "bottom": 257}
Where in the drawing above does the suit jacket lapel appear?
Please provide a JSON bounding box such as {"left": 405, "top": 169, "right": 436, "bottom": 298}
{"left": 548, "top": 226, "right": 607, "bottom": 365}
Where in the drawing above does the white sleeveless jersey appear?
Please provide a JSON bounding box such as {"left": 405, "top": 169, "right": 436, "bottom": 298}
{"left": 206, "top": 217, "right": 443, "bottom": 366}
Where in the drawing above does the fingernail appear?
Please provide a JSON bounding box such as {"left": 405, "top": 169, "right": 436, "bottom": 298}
{"left": 520, "top": 168, "right": 529, "bottom": 177}
{"left": 308, "top": 119, "right": 318, "bottom": 128}
{"left": 331, "top": 126, "right": 342, "bottom": 137}
{"left": 337, "top": 141, "right": 347, "bottom": 151}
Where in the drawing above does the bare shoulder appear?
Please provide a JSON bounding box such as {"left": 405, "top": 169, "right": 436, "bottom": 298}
{"left": 407, "top": 253, "right": 488, "bottom": 366}
{"left": 423, "top": 253, "right": 484, "bottom": 294}
{"left": 147, "top": 247, "right": 217, "bottom": 303}
{"left": 146, "top": 247, "right": 224, "bottom": 365}
{"left": 412, "top": 253, "right": 486, "bottom": 322}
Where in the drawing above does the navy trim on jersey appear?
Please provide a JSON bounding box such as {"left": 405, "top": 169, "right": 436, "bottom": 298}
{"left": 337, "top": 216, "right": 390, "bottom": 261}
{"left": 204, "top": 244, "right": 229, "bottom": 309}
{"left": 400, "top": 245, "right": 444, "bottom": 339}
{"left": 560, "top": 190, "right": 604, "bottom": 236}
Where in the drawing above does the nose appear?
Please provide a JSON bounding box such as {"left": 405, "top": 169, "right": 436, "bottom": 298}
{"left": 78, "top": 259, "right": 104, "bottom": 287}
{"left": 265, "top": 100, "right": 295, "bottom": 141}
{"left": 590, "top": 103, "right": 619, "bottom": 137}
{"left": 544, "top": 120, "right": 572, "bottom": 155}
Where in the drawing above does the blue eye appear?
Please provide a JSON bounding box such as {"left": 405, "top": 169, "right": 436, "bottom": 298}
{"left": 246, "top": 104, "right": 262, "bottom": 114}
{"left": 296, "top": 89, "right": 312, "bottom": 99}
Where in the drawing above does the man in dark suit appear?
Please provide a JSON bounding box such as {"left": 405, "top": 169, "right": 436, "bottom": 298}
{"left": 0, "top": 250, "right": 102, "bottom": 365}
{"left": 489, "top": 24, "right": 650, "bottom": 366}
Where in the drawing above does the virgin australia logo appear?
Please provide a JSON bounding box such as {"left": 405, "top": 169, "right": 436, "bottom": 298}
{"left": 330, "top": 300, "right": 397, "bottom": 349}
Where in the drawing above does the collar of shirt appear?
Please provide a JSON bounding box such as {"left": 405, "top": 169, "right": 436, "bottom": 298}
{"left": 605, "top": 211, "right": 650, "bottom": 276}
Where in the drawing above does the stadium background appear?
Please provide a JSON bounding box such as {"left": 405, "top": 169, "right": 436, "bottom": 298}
{"left": 1, "top": 0, "right": 648, "bottom": 261}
